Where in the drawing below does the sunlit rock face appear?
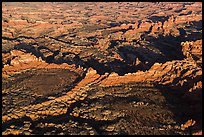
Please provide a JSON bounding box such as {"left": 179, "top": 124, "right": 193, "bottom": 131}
{"left": 2, "top": 2, "right": 202, "bottom": 135}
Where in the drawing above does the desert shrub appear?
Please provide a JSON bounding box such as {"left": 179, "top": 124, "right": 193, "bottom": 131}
{"left": 2, "top": 18, "right": 9, "bottom": 23}
{"left": 27, "top": 18, "right": 36, "bottom": 24}
{"left": 21, "top": 16, "right": 28, "bottom": 20}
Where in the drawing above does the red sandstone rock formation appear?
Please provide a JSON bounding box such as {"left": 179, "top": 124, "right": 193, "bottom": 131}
{"left": 181, "top": 40, "right": 202, "bottom": 67}
{"left": 2, "top": 50, "right": 84, "bottom": 78}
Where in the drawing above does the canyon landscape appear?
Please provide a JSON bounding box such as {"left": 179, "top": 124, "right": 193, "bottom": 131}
{"left": 2, "top": 2, "right": 202, "bottom": 135}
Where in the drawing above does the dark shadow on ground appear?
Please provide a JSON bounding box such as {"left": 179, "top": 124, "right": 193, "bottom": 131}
{"left": 149, "top": 15, "right": 169, "bottom": 24}
{"left": 4, "top": 20, "right": 201, "bottom": 76}
{"left": 154, "top": 83, "right": 202, "bottom": 135}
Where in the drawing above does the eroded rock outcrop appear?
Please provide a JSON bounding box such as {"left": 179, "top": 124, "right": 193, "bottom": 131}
{"left": 181, "top": 40, "right": 202, "bottom": 67}
{"left": 2, "top": 50, "right": 84, "bottom": 78}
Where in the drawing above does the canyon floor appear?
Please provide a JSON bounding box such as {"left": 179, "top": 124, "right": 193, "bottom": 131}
{"left": 2, "top": 2, "right": 202, "bottom": 135}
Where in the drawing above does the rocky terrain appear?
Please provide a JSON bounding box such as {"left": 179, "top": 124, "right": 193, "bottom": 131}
{"left": 2, "top": 2, "right": 202, "bottom": 135}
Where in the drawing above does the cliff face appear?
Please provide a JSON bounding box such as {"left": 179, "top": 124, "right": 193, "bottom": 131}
{"left": 2, "top": 2, "right": 202, "bottom": 135}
